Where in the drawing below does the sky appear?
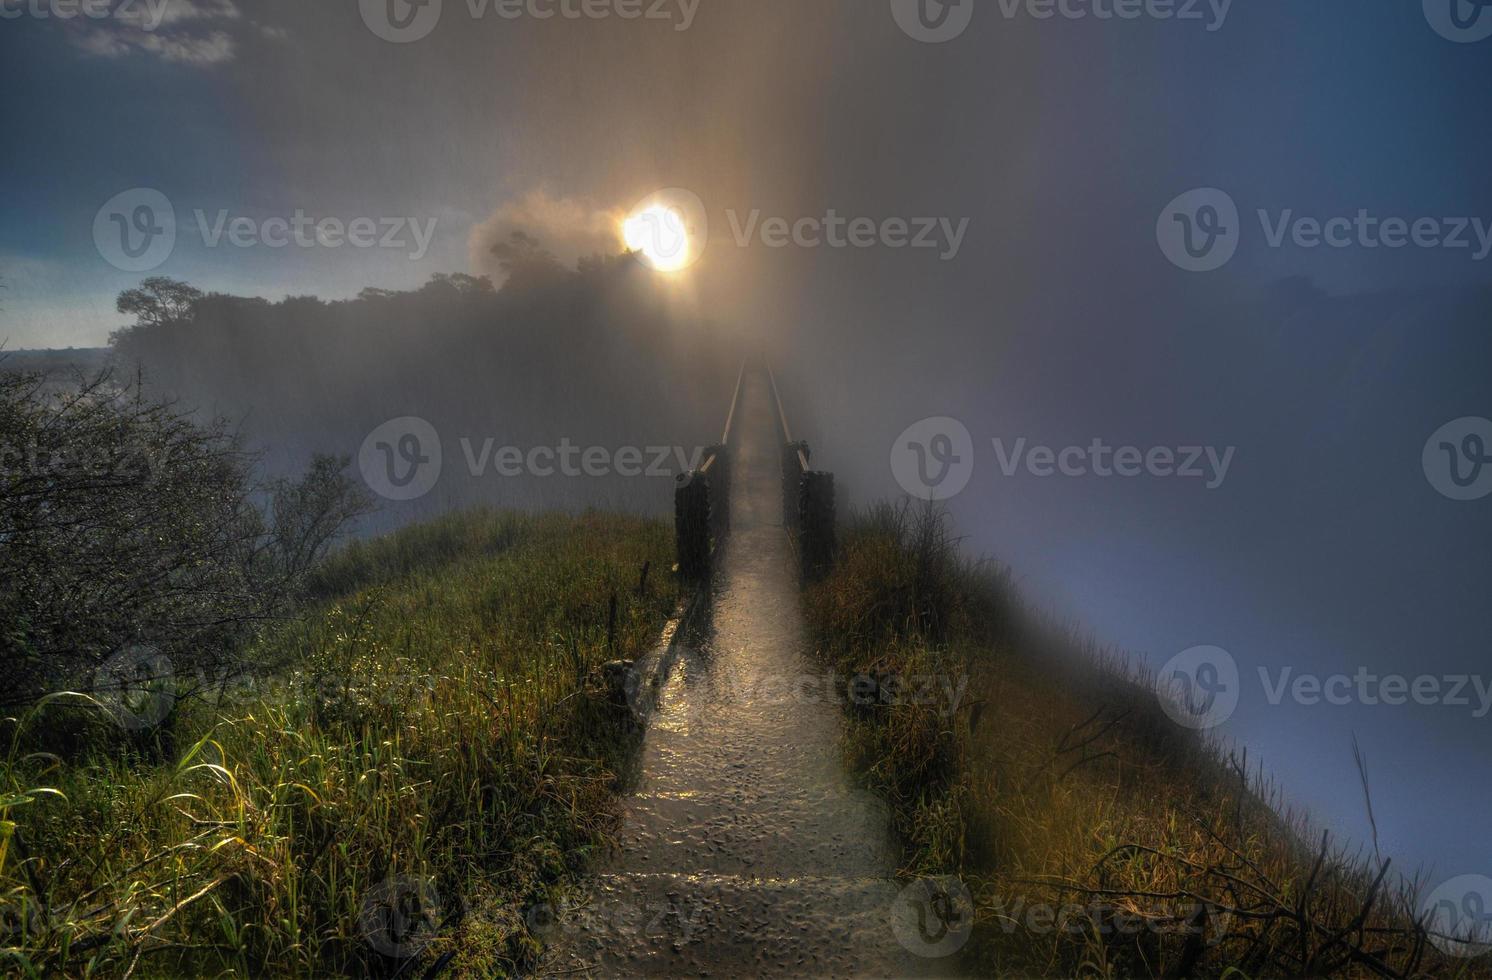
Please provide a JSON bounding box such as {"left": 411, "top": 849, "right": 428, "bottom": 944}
{"left": 3, "top": 0, "right": 1490, "bottom": 902}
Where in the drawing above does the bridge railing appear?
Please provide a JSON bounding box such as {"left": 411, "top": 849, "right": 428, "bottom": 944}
{"left": 766, "top": 360, "right": 836, "bottom": 582}
{"left": 674, "top": 360, "right": 744, "bottom": 580}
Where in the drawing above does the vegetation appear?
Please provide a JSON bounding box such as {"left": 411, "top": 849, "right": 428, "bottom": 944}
{"left": 103, "top": 267, "right": 740, "bottom": 527}
{"left": 0, "top": 508, "right": 676, "bottom": 977}
{"left": 805, "top": 502, "right": 1476, "bottom": 979}
{"left": 0, "top": 369, "right": 369, "bottom": 713}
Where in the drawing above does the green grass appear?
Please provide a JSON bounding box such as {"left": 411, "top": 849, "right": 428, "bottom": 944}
{"left": 805, "top": 502, "right": 1474, "bottom": 979}
{"left": 1, "top": 508, "right": 676, "bottom": 978}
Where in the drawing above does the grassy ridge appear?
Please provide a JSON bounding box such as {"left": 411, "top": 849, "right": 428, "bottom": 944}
{"left": 806, "top": 503, "right": 1470, "bottom": 979}
{"left": 1, "top": 509, "right": 675, "bottom": 978}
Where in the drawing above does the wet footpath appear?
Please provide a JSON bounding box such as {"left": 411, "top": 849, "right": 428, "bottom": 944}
{"left": 539, "top": 371, "right": 962, "bottom": 978}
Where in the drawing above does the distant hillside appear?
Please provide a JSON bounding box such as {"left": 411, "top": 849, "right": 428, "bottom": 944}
{"left": 0, "top": 347, "right": 111, "bottom": 378}
{"left": 105, "top": 258, "right": 744, "bottom": 535}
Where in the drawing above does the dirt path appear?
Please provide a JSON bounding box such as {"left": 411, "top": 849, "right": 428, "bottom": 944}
{"left": 540, "top": 372, "right": 960, "bottom": 978}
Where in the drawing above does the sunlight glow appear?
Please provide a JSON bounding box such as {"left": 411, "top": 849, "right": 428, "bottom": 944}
{"left": 622, "top": 204, "right": 692, "bottom": 272}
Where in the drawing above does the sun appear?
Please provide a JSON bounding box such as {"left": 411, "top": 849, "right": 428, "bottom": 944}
{"left": 622, "top": 204, "right": 693, "bottom": 272}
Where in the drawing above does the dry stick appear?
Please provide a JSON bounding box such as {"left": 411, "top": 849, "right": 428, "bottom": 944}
{"left": 121, "top": 875, "right": 229, "bottom": 980}
{"left": 1352, "top": 734, "right": 1383, "bottom": 869}
{"left": 1311, "top": 860, "right": 1393, "bottom": 973}
{"left": 1297, "top": 830, "right": 1332, "bottom": 971}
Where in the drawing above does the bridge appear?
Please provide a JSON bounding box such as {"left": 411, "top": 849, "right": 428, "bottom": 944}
{"left": 541, "top": 361, "right": 951, "bottom": 977}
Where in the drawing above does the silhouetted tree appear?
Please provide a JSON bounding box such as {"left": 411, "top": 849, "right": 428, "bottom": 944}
{"left": 115, "top": 276, "right": 203, "bottom": 330}
{"left": 490, "top": 231, "right": 567, "bottom": 291}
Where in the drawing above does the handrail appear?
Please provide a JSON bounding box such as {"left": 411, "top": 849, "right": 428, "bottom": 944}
{"left": 764, "top": 359, "right": 809, "bottom": 473}
{"left": 719, "top": 359, "right": 745, "bottom": 447}
{"left": 700, "top": 358, "right": 747, "bottom": 477}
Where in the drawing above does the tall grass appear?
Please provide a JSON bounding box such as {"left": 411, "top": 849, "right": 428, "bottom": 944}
{"left": 805, "top": 502, "right": 1474, "bottom": 979}
{"left": 1, "top": 508, "right": 675, "bottom": 978}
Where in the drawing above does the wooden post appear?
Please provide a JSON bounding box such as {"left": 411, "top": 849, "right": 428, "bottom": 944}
{"left": 703, "top": 444, "right": 730, "bottom": 543}
{"left": 799, "top": 470, "right": 836, "bottom": 582}
{"left": 674, "top": 472, "right": 711, "bottom": 580}
{"left": 782, "top": 441, "right": 809, "bottom": 530}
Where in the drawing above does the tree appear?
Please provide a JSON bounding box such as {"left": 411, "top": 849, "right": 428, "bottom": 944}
{"left": 0, "top": 370, "right": 369, "bottom": 713}
{"left": 265, "top": 453, "right": 371, "bottom": 587}
{"left": 115, "top": 277, "right": 203, "bottom": 330}
{"left": 489, "top": 231, "right": 567, "bottom": 292}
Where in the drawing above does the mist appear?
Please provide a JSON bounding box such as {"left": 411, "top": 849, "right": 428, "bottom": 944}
{"left": 4, "top": 0, "right": 1490, "bottom": 929}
